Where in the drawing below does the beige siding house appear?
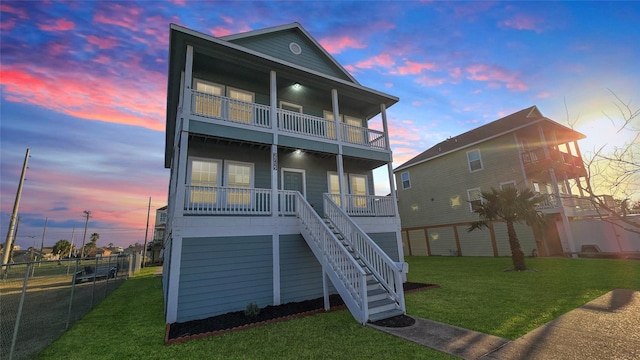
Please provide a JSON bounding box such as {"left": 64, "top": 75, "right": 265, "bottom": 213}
{"left": 395, "top": 106, "right": 592, "bottom": 257}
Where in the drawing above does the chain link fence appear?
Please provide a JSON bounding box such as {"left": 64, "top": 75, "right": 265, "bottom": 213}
{"left": 1, "top": 254, "right": 141, "bottom": 360}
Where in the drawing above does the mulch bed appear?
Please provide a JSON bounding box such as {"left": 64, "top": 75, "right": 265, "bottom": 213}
{"left": 166, "top": 282, "right": 438, "bottom": 343}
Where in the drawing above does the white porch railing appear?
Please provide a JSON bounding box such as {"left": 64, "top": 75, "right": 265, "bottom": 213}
{"left": 341, "top": 123, "right": 386, "bottom": 150}
{"left": 323, "top": 194, "right": 405, "bottom": 313}
{"left": 190, "top": 90, "right": 388, "bottom": 150}
{"left": 328, "top": 194, "right": 395, "bottom": 217}
{"left": 183, "top": 187, "right": 301, "bottom": 216}
{"left": 296, "top": 193, "right": 368, "bottom": 324}
{"left": 192, "top": 91, "right": 271, "bottom": 128}
{"left": 184, "top": 186, "right": 271, "bottom": 215}
{"left": 278, "top": 108, "right": 337, "bottom": 140}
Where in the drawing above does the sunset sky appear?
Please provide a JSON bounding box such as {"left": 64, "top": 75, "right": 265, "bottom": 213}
{"left": 1, "top": 1, "right": 639, "bottom": 250}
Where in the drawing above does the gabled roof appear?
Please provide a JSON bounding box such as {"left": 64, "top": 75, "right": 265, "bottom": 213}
{"left": 219, "top": 22, "right": 359, "bottom": 84}
{"left": 394, "top": 106, "right": 586, "bottom": 172}
{"left": 165, "top": 23, "right": 399, "bottom": 168}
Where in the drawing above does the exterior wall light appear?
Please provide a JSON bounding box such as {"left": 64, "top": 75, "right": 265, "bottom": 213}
{"left": 293, "top": 82, "right": 301, "bottom": 90}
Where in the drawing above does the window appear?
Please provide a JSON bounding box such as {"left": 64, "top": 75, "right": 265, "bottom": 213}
{"left": 194, "top": 79, "right": 223, "bottom": 118}
{"left": 349, "top": 174, "right": 368, "bottom": 208}
{"left": 467, "top": 188, "right": 482, "bottom": 212}
{"left": 225, "top": 161, "right": 253, "bottom": 205}
{"left": 344, "top": 115, "right": 364, "bottom": 144}
{"left": 189, "top": 158, "right": 222, "bottom": 205}
{"left": 228, "top": 88, "right": 254, "bottom": 124}
{"left": 328, "top": 172, "right": 342, "bottom": 205}
{"left": 324, "top": 111, "right": 339, "bottom": 140}
{"left": 500, "top": 181, "right": 516, "bottom": 190}
{"left": 401, "top": 171, "right": 411, "bottom": 190}
{"left": 467, "top": 149, "right": 483, "bottom": 172}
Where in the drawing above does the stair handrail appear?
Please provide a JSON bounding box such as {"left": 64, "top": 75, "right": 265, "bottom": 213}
{"left": 296, "top": 193, "right": 368, "bottom": 323}
{"left": 323, "top": 194, "right": 405, "bottom": 310}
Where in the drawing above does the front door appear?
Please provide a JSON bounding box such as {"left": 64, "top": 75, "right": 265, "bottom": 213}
{"left": 283, "top": 170, "right": 304, "bottom": 196}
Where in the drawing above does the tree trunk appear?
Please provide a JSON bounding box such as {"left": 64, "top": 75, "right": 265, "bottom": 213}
{"left": 506, "top": 221, "right": 527, "bottom": 271}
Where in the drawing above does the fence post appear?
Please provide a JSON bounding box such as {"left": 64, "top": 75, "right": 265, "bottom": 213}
{"left": 90, "top": 256, "right": 99, "bottom": 308}
{"left": 9, "top": 262, "right": 31, "bottom": 360}
{"left": 66, "top": 258, "right": 80, "bottom": 330}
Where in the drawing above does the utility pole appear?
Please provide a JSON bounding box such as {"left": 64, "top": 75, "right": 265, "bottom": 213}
{"left": 142, "top": 197, "right": 151, "bottom": 267}
{"left": 40, "top": 217, "right": 48, "bottom": 259}
{"left": 69, "top": 226, "right": 76, "bottom": 258}
{"left": 3, "top": 148, "right": 30, "bottom": 266}
{"left": 80, "top": 210, "right": 91, "bottom": 258}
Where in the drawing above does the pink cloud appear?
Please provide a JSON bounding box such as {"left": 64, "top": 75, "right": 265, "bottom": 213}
{"left": 93, "top": 55, "right": 111, "bottom": 64}
{"left": 37, "top": 18, "right": 75, "bottom": 31}
{"left": 394, "top": 60, "right": 437, "bottom": 75}
{"left": 87, "top": 35, "right": 118, "bottom": 49}
{"left": 0, "top": 4, "right": 28, "bottom": 19}
{"left": 93, "top": 3, "right": 143, "bottom": 31}
{"left": 0, "top": 18, "right": 16, "bottom": 30}
{"left": 344, "top": 64, "right": 357, "bottom": 73}
{"left": 500, "top": 14, "right": 544, "bottom": 33}
{"left": 319, "top": 36, "right": 366, "bottom": 54}
{"left": 465, "top": 63, "right": 528, "bottom": 91}
{"left": 536, "top": 91, "right": 551, "bottom": 99}
{"left": 0, "top": 65, "right": 166, "bottom": 131}
{"left": 354, "top": 53, "right": 395, "bottom": 69}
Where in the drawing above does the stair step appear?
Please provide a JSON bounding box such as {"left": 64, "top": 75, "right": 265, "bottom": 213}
{"left": 368, "top": 299, "right": 398, "bottom": 314}
{"left": 368, "top": 308, "right": 405, "bottom": 322}
{"left": 368, "top": 288, "right": 388, "bottom": 301}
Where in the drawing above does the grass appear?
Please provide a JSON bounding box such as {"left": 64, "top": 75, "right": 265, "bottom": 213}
{"left": 37, "top": 257, "right": 639, "bottom": 359}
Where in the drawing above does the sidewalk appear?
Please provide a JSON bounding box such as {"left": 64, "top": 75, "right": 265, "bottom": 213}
{"left": 369, "top": 289, "right": 640, "bottom": 359}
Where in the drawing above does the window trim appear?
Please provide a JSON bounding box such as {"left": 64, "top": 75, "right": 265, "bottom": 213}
{"left": 193, "top": 78, "right": 224, "bottom": 95}
{"left": 400, "top": 171, "right": 411, "bottom": 190}
{"left": 466, "top": 148, "right": 484, "bottom": 173}
{"left": 224, "top": 160, "right": 254, "bottom": 188}
{"left": 348, "top": 173, "right": 369, "bottom": 196}
{"left": 187, "top": 157, "right": 222, "bottom": 186}
{"left": 280, "top": 101, "right": 303, "bottom": 113}
{"left": 500, "top": 181, "right": 517, "bottom": 190}
{"left": 467, "top": 187, "right": 482, "bottom": 212}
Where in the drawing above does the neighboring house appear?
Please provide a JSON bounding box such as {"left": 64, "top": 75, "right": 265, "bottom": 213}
{"left": 394, "top": 106, "right": 595, "bottom": 258}
{"left": 147, "top": 205, "right": 167, "bottom": 264}
{"left": 163, "top": 23, "right": 406, "bottom": 327}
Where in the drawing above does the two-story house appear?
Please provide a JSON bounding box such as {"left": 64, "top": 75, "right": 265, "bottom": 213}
{"left": 163, "top": 23, "right": 406, "bottom": 328}
{"left": 394, "top": 106, "right": 590, "bottom": 258}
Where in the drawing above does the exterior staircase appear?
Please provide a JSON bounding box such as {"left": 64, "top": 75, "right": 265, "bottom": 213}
{"left": 324, "top": 218, "right": 405, "bottom": 321}
{"left": 296, "top": 192, "right": 405, "bottom": 324}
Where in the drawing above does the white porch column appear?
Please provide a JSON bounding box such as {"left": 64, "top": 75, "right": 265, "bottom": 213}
{"left": 175, "top": 45, "right": 194, "bottom": 218}
{"left": 269, "top": 71, "right": 281, "bottom": 305}
{"left": 381, "top": 104, "right": 404, "bottom": 263}
{"left": 550, "top": 168, "right": 577, "bottom": 255}
{"left": 270, "top": 71, "right": 279, "bottom": 217}
{"left": 167, "top": 45, "right": 194, "bottom": 324}
{"left": 332, "top": 89, "right": 346, "bottom": 209}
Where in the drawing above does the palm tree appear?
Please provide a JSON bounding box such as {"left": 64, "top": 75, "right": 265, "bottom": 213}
{"left": 468, "top": 187, "right": 547, "bottom": 271}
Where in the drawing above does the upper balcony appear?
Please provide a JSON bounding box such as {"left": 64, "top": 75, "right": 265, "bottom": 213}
{"left": 521, "top": 147, "right": 587, "bottom": 178}
{"left": 189, "top": 90, "right": 388, "bottom": 151}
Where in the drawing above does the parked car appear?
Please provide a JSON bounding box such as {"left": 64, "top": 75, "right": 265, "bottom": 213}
{"left": 73, "top": 265, "right": 118, "bottom": 284}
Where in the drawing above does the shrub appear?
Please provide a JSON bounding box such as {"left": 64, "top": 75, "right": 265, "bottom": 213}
{"left": 244, "top": 302, "right": 260, "bottom": 318}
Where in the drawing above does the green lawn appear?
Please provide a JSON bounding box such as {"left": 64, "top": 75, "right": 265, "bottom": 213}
{"left": 38, "top": 257, "right": 639, "bottom": 359}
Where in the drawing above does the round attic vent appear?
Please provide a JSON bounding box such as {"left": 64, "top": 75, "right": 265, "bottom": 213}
{"left": 289, "top": 42, "right": 302, "bottom": 55}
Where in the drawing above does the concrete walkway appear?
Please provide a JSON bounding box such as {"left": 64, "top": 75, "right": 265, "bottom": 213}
{"left": 369, "top": 289, "right": 640, "bottom": 359}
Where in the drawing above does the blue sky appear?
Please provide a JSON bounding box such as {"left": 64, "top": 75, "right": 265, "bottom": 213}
{"left": 1, "top": 1, "right": 639, "bottom": 249}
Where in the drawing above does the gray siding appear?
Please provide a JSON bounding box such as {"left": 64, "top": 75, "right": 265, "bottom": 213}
{"left": 493, "top": 223, "right": 537, "bottom": 257}
{"left": 457, "top": 225, "right": 494, "bottom": 256}
{"left": 230, "top": 29, "right": 351, "bottom": 81}
{"left": 397, "top": 134, "right": 525, "bottom": 230}
{"left": 279, "top": 234, "right": 325, "bottom": 303}
{"left": 368, "top": 232, "right": 400, "bottom": 261}
{"left": 177, "top": 236, "right": 273, "bottom": 322}
{"left": 426, "top": 227, "right": 457, "bottom": 256}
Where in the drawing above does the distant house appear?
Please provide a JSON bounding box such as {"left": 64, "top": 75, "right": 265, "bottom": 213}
{"left": 162, "top": 23, "right": 406, "bottom": 327}
{"left": 147, "top": 205, "right": 167, "bottom": 264}
{"left": 394, "top": 106, "right": 600, "bottom": 257}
